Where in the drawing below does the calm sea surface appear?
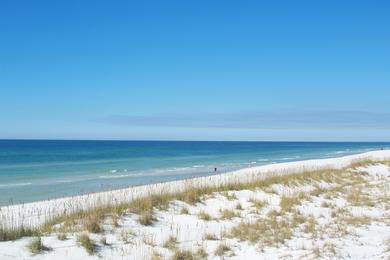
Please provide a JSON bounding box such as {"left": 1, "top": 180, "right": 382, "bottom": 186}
{"left": 0, "top": 140, "right": 388, "bottom": 205}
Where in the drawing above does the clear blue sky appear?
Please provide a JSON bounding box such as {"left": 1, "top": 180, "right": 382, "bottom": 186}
{"left": 0, "top": 0, "right": 389, "bottom": 141}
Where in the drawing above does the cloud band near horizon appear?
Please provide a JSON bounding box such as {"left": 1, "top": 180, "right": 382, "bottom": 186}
{"left": 97, "top": 111, "right": 390, "bottom": 129}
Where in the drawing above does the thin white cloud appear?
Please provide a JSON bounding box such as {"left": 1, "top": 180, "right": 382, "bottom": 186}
{"left": 96, "top": 110, "right": 390, "bottom": 129}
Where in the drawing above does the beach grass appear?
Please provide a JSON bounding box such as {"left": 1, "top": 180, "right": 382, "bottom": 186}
{"left": 195, "top": 247, "right": 208, "bottom": 259}
{"left": 198, "top": 211, "right": 212, "bottom": 221}
{"left": 138, "top": 210, "right": 156, "bottom": 226}
{"left": 0, "top": 227, "right": 41, "bottom": 242}
{"left": 0, "top": 157, "right": 383, "bottom": 242}
{"left": 214, "top": 243, "right": 231, "bottom": 256}
{"left": 163, "top": 235, "right": 177, "bottom": 250}
{"left": 180, "top": 207, "right": 189, "bottom": 214}
{"left": 219, "top": 209, "right": 239, "bottom": 220}
{"left": 204, "top": 233, "right": 218, "bottom": 240}
{"left": 57, "top": 233, "right": 67, "bottom": 241}
{"left": 27, "top": 236, "right": 43, "bottom": 254}
{"left": 171, "top": 250, "right": 195, "bottom": 260}
{"left": 77, "top": 233, "right": 94, "bottom": 255}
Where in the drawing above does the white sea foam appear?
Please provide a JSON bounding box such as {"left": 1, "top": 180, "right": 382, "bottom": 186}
{"left": 192, "top": 165, "right": 205, "bottom": 168}
{"left": 280, "top": 157, "right": 296, "bottom": 160}
{"left": 99, "top": 166, "right": 209, "bottom": 179}
{"left": 55, "top": 180, "right": 73, "bottom": 183}
{"left": 247, "top": 161, "right": 257, "bottom": 164}
{"left": 0, "top": 182, "right": 32, "bottom": 188}
{"left": 99, "top": 173, "right": 142, "bottom": 179}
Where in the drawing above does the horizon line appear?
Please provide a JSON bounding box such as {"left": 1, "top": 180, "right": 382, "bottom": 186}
{"left": 0, "top": 138, "right": 390, "bottom": 143}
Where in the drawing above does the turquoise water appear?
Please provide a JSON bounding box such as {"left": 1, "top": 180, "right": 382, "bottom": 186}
{"left": 0, "top": 140, "right": 388, "bottom": 206}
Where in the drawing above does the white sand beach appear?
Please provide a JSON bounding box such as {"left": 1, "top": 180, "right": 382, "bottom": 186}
{"left": 1, "top": 150, "right": 390, "bottom": 259}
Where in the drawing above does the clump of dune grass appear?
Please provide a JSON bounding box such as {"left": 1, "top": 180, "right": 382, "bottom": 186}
{"left": 290, "top": 209, "right": 305, "bottom": 226}
{"left": 310, "top": 185, "right": 330, "bottom": 197}
{"left": 330, "top": 206, "right": 372, "bottom": 228}
{"left": 180, "top": 207, "right": 189, "bottom": 214}
{"left": 119, "top": 229, "right": 133, "bottom": 244}
{"left": 163, "top": 235, "right": 177, "bottom": 250}
{"left": 341, "top": 215, "right": 372, "bottom": 226}
{"left": 111, "top": 214, "right": 120, "bottom": 227}
{"left": 84, "top": 216, "right": 101, "bottom": 233}
{"left": 222, "top": 191, "right": 237, "bottom": 200}
{"left": 57, "top": 233, "right": 67, "bottom": 241}
{"left": 312, "top": 247, "right": 321, "bottom": 257}
{"left": 279, "top": 193, "right": 306, "bottom": 212}
{"left": 219, "top": 209, "right": 239, "bottom": 220}
{"left": 143, "top": 234, "right": 156, "bottom": 246}
{"left": 138, "top": 210, "right": 156, "bottom": 226}
{"left": 249, "top": 198, "right": 266, "bottom": 210}
{"left": 229, "top": 213, "right": 300, "bottom": 246}
{"left": 171, "top": 250, "right": 195, "bottom": 260}
{"left": 77, "top": 233, "right": 94, "bottom": 255}
{"left": 198, "top": 211, "right": 212, "bottom": 221}
{"left": 321, "top": 201, "right": 331, "bottom": 208}
{"left": 349, "top": 158, "right": 376, "bottom": 169}
{"left": 151, "top": 250, "right": 161, "bottom": 260}
{"left": 323, "top": 242, "right": 337, "bottom": 255}
{"left": 267, "top": 209, "right": 282, "bottom": 218}
{"left": 27, "top": 236, "right": 43, "bottom": 254}
{"left": 315, "top": 242, "right": 337, "bottom": 256}
{"left": 303, "top": 215, "right": 317, "bottom": 235}
{"left": 204, "top": 233, "right": 218, "bottom": 240}
{"left": 196, "top": 247, "right": 208, "bottom": 259}
{"left": 214, "top": 243, "right": 231, "bottom": 256}
{"left": 0, "top": 227, "right": 40, "bottom": 242}
{"left": 346, "top": 188, "right": 375, "bottom": 207}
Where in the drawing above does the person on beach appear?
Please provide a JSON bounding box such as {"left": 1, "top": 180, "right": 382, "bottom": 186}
{"left": 214, "top": 167, "right": 217, "bottom": 172}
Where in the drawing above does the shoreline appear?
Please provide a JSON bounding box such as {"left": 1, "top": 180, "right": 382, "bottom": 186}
{"left": 1, "top": 141, "right": 386, "bottom": 206}
{"left": 1, "top": 149, "right": 390, "bottom": 230}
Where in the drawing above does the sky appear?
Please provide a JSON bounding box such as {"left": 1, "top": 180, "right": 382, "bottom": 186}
{"left": 0, "top": 0, "right": 389, "bottom": 141}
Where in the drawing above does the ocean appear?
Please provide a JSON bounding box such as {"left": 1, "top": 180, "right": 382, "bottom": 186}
{"left": 0, "top": 140, "right": 388, "bottom": 206}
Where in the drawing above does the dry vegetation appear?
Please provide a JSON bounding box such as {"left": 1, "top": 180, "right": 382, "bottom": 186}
{"left": 1, "top": 158, "right": 390, "bottom": 259}
{"left": 219, "top": 209, "right": 239, "bottom": 220}
{"left": 197, "top": 211, "right": 212, "bottom": 221}
{"left": 26, "top": 236, "right": 43, "bottom": 254}
{"left": 163, "top": 235, "right": 177, "bottom": 250}
{"left": 0, "top": 159, "right": 372, "bottom": 240}
{"left": 77, "top": 233, "right": 94, "bottom": 255}
{"left": 214, "top": 243, "right": 231, "bottom": 256}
